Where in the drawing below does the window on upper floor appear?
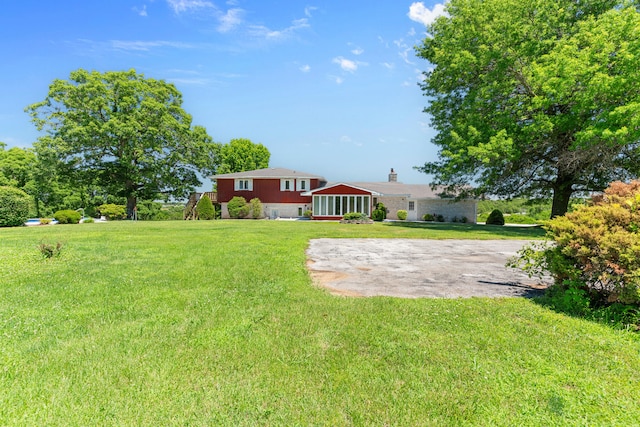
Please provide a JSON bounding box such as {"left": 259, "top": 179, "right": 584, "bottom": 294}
{"left": 235, "top": 179, "right": 253, "bottom": 191}
{"left": 281, "top": 179, "right": 294, "bottom": 191}
{"left": 296, "top": 179, "right": 309, "bottom": 191}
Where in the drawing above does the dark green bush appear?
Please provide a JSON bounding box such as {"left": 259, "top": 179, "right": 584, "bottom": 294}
{"left": 343, "top": 212, "right": 369, "bottom": 221}
{"left": 397, "top": 210, "right": 408, "bottom": 220}
{"left": 53, "top": 209, "right": 81, "bottom": 224}
{"left": 98, "top": 204, "right": 126, "bottom": 220}
{"left": 196, "top": 195, "right": 215, "bottom": 220}
{"left": 422, "top": 213, "right": 435, "bottom": 221}
{"left": 0, "top": 186, "right": 30, "bottom": 227}
{"left": 436, "top": 214, "right": 445, "bottom": 222}
{"left": 227, "top": 196, "right": 249, "bottom": 219}
{"left": 486, "top": 209, "right": 505, "bottom": 225}
{"left": 372, "top": 203, "right": 386, "bottom": 222}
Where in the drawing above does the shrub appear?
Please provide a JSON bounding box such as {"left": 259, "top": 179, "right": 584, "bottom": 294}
{"left": 0, "top": 186, "right": 30, "bottom": 227}
{"left": 227, "top": 196, "right": 249, "bottom": 219}
{"left": 98, "top": 204, "right": 126, "bottom": 220}
{"left": 512, "top": 180, "right": 640, "bottom": 306}
{"left": 372, "top": 203, "right": 386, "bottom": 222}
{"left": 343, "top": 212, "right": 368, "bottom": 221}
{"left": 82, "top": 217, "right": 95, "bottom": 223}
{"left": 304, "top": 210, "right": 312, "bottom": 218}
{"left": 397, "top": 210, "right": 408, "bottom": 220}
{"left": 39, "top": 241, "right": 64, "bottom": 259}
{"left": 486, "top": 209, "right": 505, "bottom": 225}
{"left": 196, "top": 195, "right": 215, "bottom": 220}
{"left": 422, "top": 213, "right": 435, "bottom": 221}
{"left": 249, "top": 198, "right": 263, "bottom": 219}
{"left": 436, "top": 214, "right": 445, "bottom": 222}
{"left": 39, "top": 218, "right": 52, "bottom": 225}
{"left": 53, "top": 209, "right": 81, "bottom": 224}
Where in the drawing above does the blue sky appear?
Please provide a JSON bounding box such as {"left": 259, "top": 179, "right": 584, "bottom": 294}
{"left": 0, "top": 0, "right": 446, "bottom": 189}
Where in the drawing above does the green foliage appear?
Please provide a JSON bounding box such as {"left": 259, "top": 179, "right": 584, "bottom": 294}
{"left": 249, "top": 197, "right": 263, "bottom": 219}
{"left": 514, "top": 180, "right": 640, "bottom": 308}
{"left": 82, "top": 217, "right": 94, "bottom": 224}
{"left": 98, "top": 204, "right": 126, "bottom": 221}
{"left": 218, "top": 138, "right": 270, "bottom": 174}
{"left": 372, "top": 203, "right": 386, "bottom": 222}
{"left": 0, "top": 186, "right": 30, "bottom": 227}
{"left": 38, "top": 241, "right": 64, "bottom": 259}
{"left": 423, "top": 213, "right": 435, "bottom": 221}
{"left": 396, "top": 209, "right": 408, "bottom": 220}
{"left": 26, "top": 69, "right": 217, "bottom": 216}
{"left": 227, "top": 196, "right": 249, "bottom": 219}
{"left": 196, "top": 195, "right": 215, "bottom": 220}
{"left": 486, "top": 209, "right": 505, "bottom": 226}
{"left": 416, "top": 1, "right": 640, "bottom": 217}
{"left": 39, "top": 218, "right": 52, "bottom": 225}
{"left": 343, "top": 212, "right": 369, "bottom": 221}
{"left": 304, "top": 210, "right": 312, "bottom": 218}
{"left": 53, "top": 209, "right": 82, "bottom": 224}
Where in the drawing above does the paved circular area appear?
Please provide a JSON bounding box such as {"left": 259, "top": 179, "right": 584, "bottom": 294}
{"left": 306, "top": 239, "right": 550, "bottom": 298}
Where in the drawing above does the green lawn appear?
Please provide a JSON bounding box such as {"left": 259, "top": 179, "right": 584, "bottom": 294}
{"left": 1, "top": 221, "right": 638, "bottom": 426}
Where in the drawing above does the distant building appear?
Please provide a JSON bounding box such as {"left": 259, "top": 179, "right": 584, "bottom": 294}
{"left": 203, "top": 167, "right": 476, "bottom": 222}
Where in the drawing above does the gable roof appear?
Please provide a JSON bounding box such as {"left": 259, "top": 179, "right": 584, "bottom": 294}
{"left": 212, "top": 167, "right": 326, "bottom": 180}
{"left": 302, "top": 182, "right": 383, "bottom": 196}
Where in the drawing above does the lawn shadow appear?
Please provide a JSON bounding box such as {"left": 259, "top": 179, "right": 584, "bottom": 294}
{"left": 384, "top": 221, "right": 547, "bottom": 239}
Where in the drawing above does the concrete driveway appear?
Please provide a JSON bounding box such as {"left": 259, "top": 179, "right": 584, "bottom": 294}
{"left": 306, "top": 239, "right": 550, "bottom": 298}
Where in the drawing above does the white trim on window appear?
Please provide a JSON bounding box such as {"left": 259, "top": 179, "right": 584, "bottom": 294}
{"left": 235, "top": 179, "right": 253, "bottom": 191}
{"left": 281, "top": 179, "right": 294, "bottom": 191}
{"left": 312, "top": 194, "right": 370, "bottom": 217}
{"left": 296, "top": 179, "right": 309, "bottom": 191}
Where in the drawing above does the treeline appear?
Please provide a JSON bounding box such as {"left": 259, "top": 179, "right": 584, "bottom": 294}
{"left": 477, "top": 198, "right": 587, "bottom": 224}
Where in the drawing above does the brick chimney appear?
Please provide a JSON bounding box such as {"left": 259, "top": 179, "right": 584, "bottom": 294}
{"left": 388, "top": 168, "right": 397, "bottom": 182}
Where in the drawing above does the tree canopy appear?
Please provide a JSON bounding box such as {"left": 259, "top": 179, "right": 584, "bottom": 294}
{"left": 26, "top": 69, "right": 217, "bottom": 217}
{"left": 416, "top": 0, "right": 640, "bottom": 217}
{"left": 217, "top": 138, "right": 270, "bottom": 174}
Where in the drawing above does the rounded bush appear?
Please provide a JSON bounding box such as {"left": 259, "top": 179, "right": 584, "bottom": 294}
{"left": 0, "top": 186, "right": 30, "bottom": 227}
{"left": 423, "top": 213, "right": 435, "bottom": 221}
{"left": 397, "top": 210, "right": 408, "bottom": 220}
{"left": 486, "top": 209, "right": 505, "bottom": 225}
{"left": 372, "top": 203, "right": 387, "bottom": 222}
{"left": 196, "top": 195, "right": 215, "bottom": 220}
{"left": 343, "top": 212, "right": 368, "bottom": 221}
{"left": 98, "top": 204, "right": 126, "bottom": 220}
{"left": 54, "top": 209, "right": 82, "bottom": 224}
{"left": 227, "top": 196, "right": 249, "bottom": 219}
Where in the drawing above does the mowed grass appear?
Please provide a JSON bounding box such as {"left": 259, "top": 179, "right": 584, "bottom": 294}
{"left": 1, "top": 221, "right": 638, "bottom": 426}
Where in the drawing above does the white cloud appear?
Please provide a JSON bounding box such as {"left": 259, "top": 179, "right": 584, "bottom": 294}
{"left": 300, "top": 64, "right": 311, "bottom": 72}
{"left": 333, "top": 56, "right": 358, "bottom": 73}
{"left": 166, "top": 0, "right": 214, "bottom": 14}
{"left": 328, "top": 75, "right": 344, "bottom": 84}
{"left": 109, "top": 40, "right": 194, "bottom": 51}
{"left": 248, "top": 18, "right": 309, "bottom": 41}
{"left": 381, "top": 62, "right": 395, "bottom": 70}
{"left": 133, "top": 5, "right": 148, "bottom": 16}
{"left": 351, "top": 47, "right": 364, "bottom": 55}
{"left": 304, "top": 6, "right": 317, "bottom": 18}
{"left": 408, "top": 2, "right": 447, "bottom": 26}
{"left": 218, "top": 8, "right": 244, "bottom": 32}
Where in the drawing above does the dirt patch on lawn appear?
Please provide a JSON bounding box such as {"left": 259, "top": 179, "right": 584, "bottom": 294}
{"left": 306, "top": 238, "right": 550, "bottom": 298}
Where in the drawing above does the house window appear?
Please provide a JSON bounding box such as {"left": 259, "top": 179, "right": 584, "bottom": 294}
{"left": 296, "top": 179, "right": 309, "bottom": 191}
{"left": 312, "top": 195, "right": 370, "bottom": 216}
{"left": 281, "top": 179, "right": 294, "bottom": 191}
{"left": 409, "top": 201, "right": 415, "bottom": 211}
{"left": 235, "top": 179, "right": 253, "bottom": 191}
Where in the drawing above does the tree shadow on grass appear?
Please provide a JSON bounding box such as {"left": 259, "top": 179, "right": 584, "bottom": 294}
{"left": 383, "top": 221, "right": 547, "bottom": 239}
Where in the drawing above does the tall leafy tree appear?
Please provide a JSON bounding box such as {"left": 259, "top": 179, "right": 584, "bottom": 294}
{"left": 218, "top": 138, "right": 270, "bottom": 174}
{"left": 416, "top": 0, "right": 640, "bottom": 217}
{"left": 27, "top": 69, "right": 218, "bottom": 217}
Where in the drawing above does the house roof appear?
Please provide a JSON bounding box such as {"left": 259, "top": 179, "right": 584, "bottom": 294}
{"left": 211, "top": 167, "right": 326, "bottom": 180}
{"left": 301, "top": 182, "right": 383, "bottom": 196}
{"left": 345, "top": 182, "right": 446, "bottom": 199}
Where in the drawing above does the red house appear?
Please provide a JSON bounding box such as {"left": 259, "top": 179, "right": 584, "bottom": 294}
{"left": 213, "top": 167, "right": 326, "bottom": 219}
{"left": 209, "top": 167, "right": 477, "bottom": 222}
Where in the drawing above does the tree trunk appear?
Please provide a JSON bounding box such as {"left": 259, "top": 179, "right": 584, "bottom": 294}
{"left": 126, "top": 195, "right": 137, "bottom": 220}
{"left": 550, "top": 182, "right": 573, "bottom": 218}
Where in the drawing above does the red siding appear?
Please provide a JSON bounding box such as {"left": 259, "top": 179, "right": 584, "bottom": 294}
{"left": 217, "top": 178, "right": 323, "bottom": 203}
{"left": 312, "top": 184, "right": 371, "bottom": 196}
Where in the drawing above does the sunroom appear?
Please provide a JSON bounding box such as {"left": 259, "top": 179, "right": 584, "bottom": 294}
{"left": 302, "top": 183, "right": 380, "bottom": 220}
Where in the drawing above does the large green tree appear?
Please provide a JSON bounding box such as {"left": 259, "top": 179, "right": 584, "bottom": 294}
{"left": 416, "top": 0, "right": 640, "bottom": 217}
{"left": 27, "top": 69, "right": 218, "bottom": 217}
{"left": 217, "top": 138, "right": 270, "bottom": 174}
